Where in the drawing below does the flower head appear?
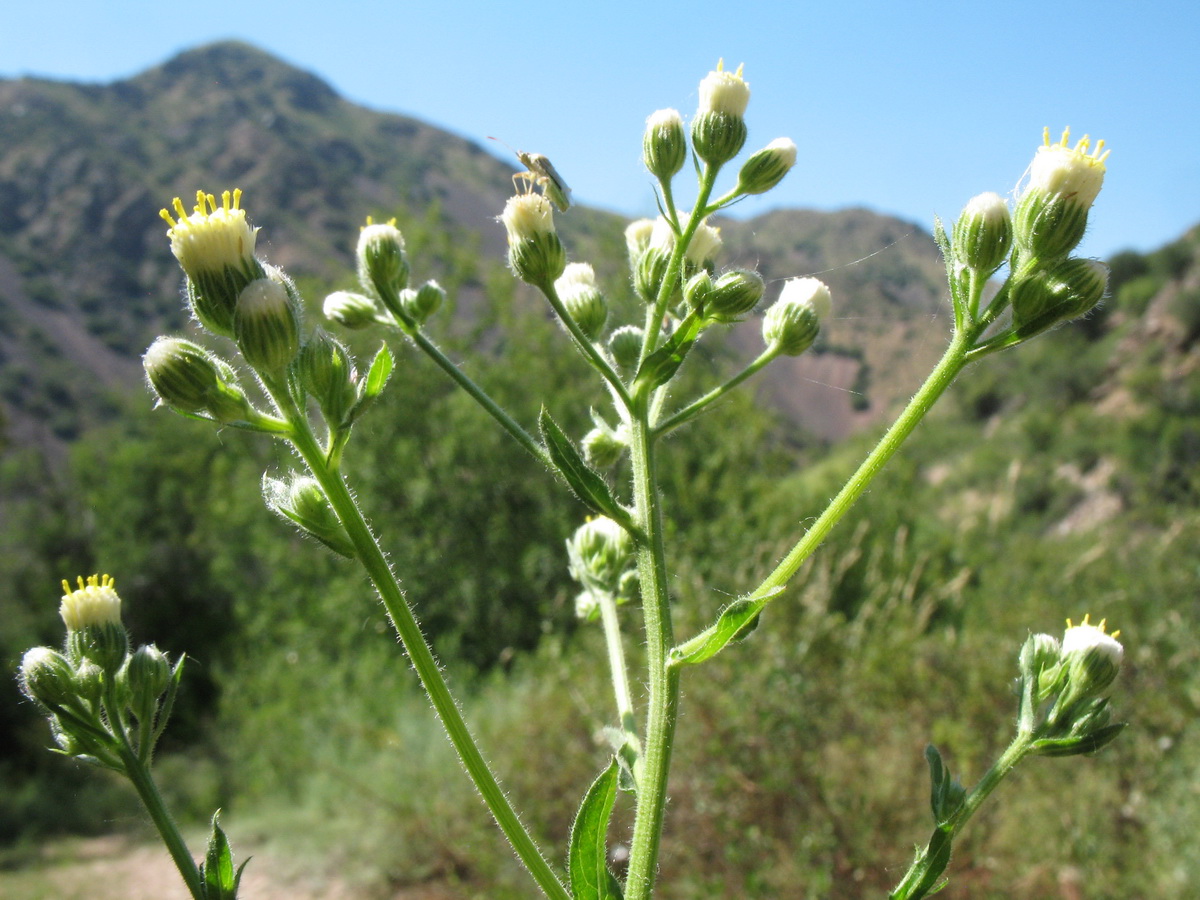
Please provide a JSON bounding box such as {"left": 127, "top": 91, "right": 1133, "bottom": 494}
{"left": 1061, "top": 614, "right": 1123, "bottom": 699}
{"left": 1027, "top": 128, "right": 1108, "bottom": 211}
{"left": 735, "top": 138, "right": 798, "bottom": 195}
{"left": 356, "top": 218, "right": 410, "bottom": 313}
{"left": 698, "top": 60, "right": 750, "bottom": 117}
{"left": 763, "top": 278, "right": 832, "bottom": 356}
{"left": 555, "top": 263, "right": 608, "bottom": 340}
{"left": 161, "top": 189, "right": 258, "bottom": 279}
{"left": 500, "top": 193, "right": 565, "bottom": 286}
{"left": 644, "top": 108, "right": 687, "bottom": 180}
{"left": 60, "top": 574, "right": 122, "bottom": 632}
{"left": 161, "top": 189, "right": 264, "bottom": 336}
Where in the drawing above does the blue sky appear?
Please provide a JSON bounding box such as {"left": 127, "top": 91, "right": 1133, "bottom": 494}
{"left": 3, "top": 0, "right": 1197, "bottom": 260}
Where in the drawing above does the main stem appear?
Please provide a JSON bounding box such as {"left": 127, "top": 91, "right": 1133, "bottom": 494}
{"left": 281, "top": 413, "right": 570, "bottom": 900}
{"left": 623, "top": 408, "right": 679, "bottom": 900}
{"left": 119, "top": 745, "right": 204, "bottom": 900}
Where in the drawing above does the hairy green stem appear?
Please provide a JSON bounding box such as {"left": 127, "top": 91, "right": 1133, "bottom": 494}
{"left": 405, "top": 326, "right": 551, "bottom": 467}
{"left": 268, "top": 382, "right": 570, "bottom": 900}
{"left": 623, "top": 412, "right": 679, "bottom": 900}
{"left": 539, "top": 282, "right": 634, "bottom": 411}
{"left": 654, "top": 346, "right": 779, "bottom": 436}
{"left": 597, "top": 589, "right": 636, "bottom": 736}
{"left": 118, "top": 744, "right": 204, "bottom": 899}
{"left": 751, "top": 329, "right": 972, "bottom": 598}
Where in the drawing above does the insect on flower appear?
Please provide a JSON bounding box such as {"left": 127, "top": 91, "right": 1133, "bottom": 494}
{"left": 489, "top": 137, "right": 572, "bottom": 212}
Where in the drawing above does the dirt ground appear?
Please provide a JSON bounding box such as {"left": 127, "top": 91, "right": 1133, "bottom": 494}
{"left": 0, "top": 834, "right": 459, "bottom": 900}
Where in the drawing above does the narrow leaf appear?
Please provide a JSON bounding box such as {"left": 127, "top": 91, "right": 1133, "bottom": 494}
{"left": 202, "top": 812, "right": 237, "bottom": 898}
{"left": 633, "top": 312, "right": 704, "bottom": 391}
{"left": 361, "top": 342, "right": 394, "bottom": 401}
{"left": 539, "top": 408, "right": 631, "bottom": 527}
{"left": 1030, "top": 723, "right": 1127, "bottom": 757}
{"left": 568, "top": 759, "right": 623, "bottom": 900}
{"left": 667, "top": 586, "right": 785, "bottom": 668}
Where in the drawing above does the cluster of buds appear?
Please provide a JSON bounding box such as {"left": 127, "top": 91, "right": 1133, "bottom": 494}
{"left": 566, "top": 518, "right": 638, "bottom": 621}
{"left": 19, "top": 576, "right": 182, "bottom": 770}
{"left": 949, "top": 129, "right": 1111, "bottom": 343}
{"left": 1016, "top": 615, "right": 1126, "bottom": 756}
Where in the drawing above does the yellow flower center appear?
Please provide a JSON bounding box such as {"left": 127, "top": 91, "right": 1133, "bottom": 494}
{"left": 60, "top": 574, "right": 123, "bottom": 632}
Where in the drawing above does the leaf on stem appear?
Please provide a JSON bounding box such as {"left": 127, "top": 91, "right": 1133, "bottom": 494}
{"left": 924, "top": 745, "right": 965, "bottom": 826}
{"left": 345, "top": 343, "right": 394, "bottom": 427}
{"left": 568, "top": 759, "right": 624, "bottom": 900}
{"left": 200, "top": 812, "right": 250, "bottom": 899}
{"left": 666, "top": 585, "right": 785, "bottom": 668}
{"left": 632, "top": 311, "right": 704, "bottom": 393}
{"left": 539, "top": 408, "right": 633, "bottom": 529}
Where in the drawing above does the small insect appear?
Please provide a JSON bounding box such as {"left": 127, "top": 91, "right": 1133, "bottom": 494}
{"left": 489, "top": 137, "right": 572, "bottom": 212}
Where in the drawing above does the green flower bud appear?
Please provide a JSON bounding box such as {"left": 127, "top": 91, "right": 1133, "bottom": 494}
{"left": 683, "top": 271, "right": 714, "bottom": 313}
{"left": 763, "top": 277, "right": 831, "bottom": 355}
{"left": 566, "top": 517, "right": 635, "bottom": 594}
{"left": 583, "top": 425, "right": 628, "bottom": 468}
{"left": 298, "top": 330, "right": 357, "bottom": 428}
{"left": 685, "top": 220, "right": 723, "bottom": 270}
{"left": 1010, "top": 258, "right": 1108, "bottom": 339}
{"left": 555, "top": 263, "right": 608, "bottom": 340}
{"left": 19, "top": 647, "right": 77, "bottom": 710}
{"left": 324, "top": 290, "right": 379, "bottom": 329}
{"left": 1013, "top": 128, "right": 1108, "bottom": 262}
{"left": 735, "top": 138, "right": 797, "bottom": 196}
{"left": 126, "top": 644, "right": 171, "bottom": 717}
{"left": 608, "top": 326, "right": 644, "bottom": 370}
{"left": 356, "top": 219, "right": 410, "bottom": 308}
{"left": 500, "top": 193, "right": 566, "bottom": 287}
{"left": 624, "top": 218, "right": 655, "bottom": 268}
{"left": 691, "top": 61, "right": 750, "bottom": 167}
{"left": 1061, "top": 615, "right": 1123, "bottom": 700}
{"left": 143, "top": 337, "right": 255, "bottom": 423}
{"left": 161, "top": 190, "right": 265, "bottom": 338}
{"left": 706, "top": 269, "right": 765, "bottom": 322}
{"left": 401, "top": 280, "right": 446, "bottom": 326}
{"left": 236, "top": 277, "right": 301, "bottom": 374}
{"left": 643, "top": 109, "right": 687, "bottom": 181}
{"left": 953, "top": 192, "right": 1013, "bottom": 273}
{"left": 1019, "top": 632, "right": 1064, "bottom": 703}
{"left": 264, "top": 474, "right": 356, "bottom": 558}
{"left": 72, "top": 658, "right": 106, "bottom": 705}
{"left": 635, "top": 245, "right": 673, "bottom": 303}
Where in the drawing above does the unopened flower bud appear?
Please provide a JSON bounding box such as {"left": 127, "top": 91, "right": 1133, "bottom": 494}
{"left": 1010, "top": 258, "right": 1108, "bottom": 338}
{"left": 1014, "top": 128, "right": 1108, "bottom": 262}
{"left": 763, "top": 277, "right": 831, "bottom": 355}
{"left": 161, "top": 189, "right": 264, "bottom": 338}
{"left": 625, "top": 218, "right": 656, "bottom": 267}
{"left": 583, "top": 426, "right": 628, "bottom": 468}
{"left": 144, "top": 337, "right": 256, "bottom": 424}
{"left": 19, "top": 647, "right": 77, "bottom": 710}
{"left": 575, "top": 589, "right": 601, "bottom": 621}
{"left": 953, "top": 192, "right": 1013, "bottom": 273}
{"left": 608, "top": 326, "right": 644, "bottom": 370}
{"left": 236, "top": 277, "right": 300, "bottom": 374}
{"left": 73, "top": 658, "right": 105, "bottom": 705}
{"left": 692, "top": 61, "right": 749, "bottom": 166}
{"left": 127, "top": 644, "right": 171, "bottom": 721}
{"left": 685, "top": 220, "right": 722, "bottom": 270}
{"left": 706, "top": 269, "right": 764, "bottom": 322}
{"left": 299, "top": 330, "right": 357, "bottom": 428}
{"left": 61, "top": 575, "right": 129, "bottom": 674}
{"left": 567, "top": 517, "right": 635, "bottom": 594}
{"left": 500, "top": 193, "right": 565, "bottom": 287}
{"left": 735, "top": 138, "right": 797, "bottom": 195}
{"left": 264, "top": 474, "right": 355, "bottom": 558}
{"left": 324, "top": 290, "right": 379, "bottom": 329}
{"left": 555, "top": 263, "right": 608, "bottom": 340}
{"left": 1061, "top": 615, "right": 1123, "bottom": 699}
{"left": 401, "top": 280, "right": 446, "bottom": 326}
{"left": 643, "top": 109, "right": 687, "bottom": 181}
{"left": 683, "top": 271, "right": 714, "bottom": 313}
{"left": 357, "top": 220, "right": 410, "bottom": 308}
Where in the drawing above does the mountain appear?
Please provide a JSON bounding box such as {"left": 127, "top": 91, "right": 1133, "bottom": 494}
{"left": 1, "top": 41, "right": 955, "bottom": 448}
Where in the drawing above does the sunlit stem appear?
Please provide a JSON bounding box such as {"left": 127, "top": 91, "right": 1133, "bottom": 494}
{"left": 260, "top": 375, "right": 571, "bottom": 900}
{"left": 654, "top": 345, "right": 780, "bottom": 436}
{"left": 597, "top": 589, "right": 636, "bottom": 736}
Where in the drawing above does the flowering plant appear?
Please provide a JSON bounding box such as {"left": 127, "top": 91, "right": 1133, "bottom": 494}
{"left": 19, "top": 63, "right": 1123, "bottom": 900}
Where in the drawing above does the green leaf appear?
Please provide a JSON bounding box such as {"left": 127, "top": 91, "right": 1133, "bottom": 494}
{"left": 924, "top": 745, "right": 965, "bottom": 826}
{"left": 361, "top": 342, "right": 394, "bottom": 401}
{"left": 568, "top": 759, "right": 623, "bottom": 900}
{"left": 199, "top": 811, "right": 247, "bottom": 899}
{"left": 666, "top": 586, "right": 785, "bottom": 668}
{"left": 633, "top": 311, "right": 704, "bottom": 392}
{"left": 539, "top": 408, "right": 631, "bottom": 528}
